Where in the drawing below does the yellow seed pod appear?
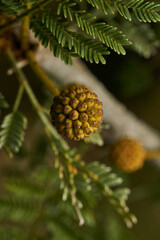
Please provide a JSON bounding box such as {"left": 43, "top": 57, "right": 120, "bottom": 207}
{"left": 50, "top": 85, "right": 103, "bottom": 141}
{"left": 109, "top": 138, "right": 146, "bottom": 172}
{"left": 61, "top": 83, "right": 90, "bottom": 91}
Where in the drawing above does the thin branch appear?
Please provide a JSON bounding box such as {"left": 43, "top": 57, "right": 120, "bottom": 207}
{"left": 12, "top": 83, "right": 24, "bottom": 112}
{"left": 146, "top": 150, "right": 160, "bottom": 160}
{"left": 21, "top": 4, "right": 31, "bottom": 51}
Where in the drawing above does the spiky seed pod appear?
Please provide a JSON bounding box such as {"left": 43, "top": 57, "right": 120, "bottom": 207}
{"left": 109, "top": 138, "right": 146, "bottom": 173}
{"left": 61, "top": 83, "right": 89, "bottom": 91}
{"left": 50, "top": 85, "right": 103, "bottom": 140}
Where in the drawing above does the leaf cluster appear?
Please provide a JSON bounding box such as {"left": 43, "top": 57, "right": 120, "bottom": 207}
{"left": 0, "top": 111, "right": 27, "bottom": 158}
{"left": 86, "top": 0, "right": 160, "bottom": 22}
{"left": 0, "top": 160, "right": 136, "bottom": 240}
{"left": 0, "top": 0, "right": 159, "bottom": 64}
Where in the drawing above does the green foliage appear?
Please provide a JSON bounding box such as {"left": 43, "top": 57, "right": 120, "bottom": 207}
{"left": 0, "top": 160, "right": 136, "bottom": 239}
{"left": 0, "top": 195, "right": 38, "bottom": 221}
{"left": 84, "top": 161, "right": 136, "bottom": 227}
{"left": 0, "top": 111, "right": 27, "bottom": 157}
{"left": 30, "top": 20, "right": 76, "bottom": 65}
{"left": 84, "top": 124, "right": 109, "bottom": 146}
{"left": 0, "top": 0, "right": 43, "bottom": 18}
{"left": 86, "top": 0, "right": 160, "bottom": 22}
{"left": 0, "top": 227, "right": 25, "bottom": 240}
{"left": 128, "top": 23, "right": 160, "bottom": 58}
{"left": 57, "top": 0, "right": 131, "bottom": 55}
{"left": 0, "top": 0, "right": 25, "bottom": 16}
{"left": 27, "top": 0, "right": 41, "bottom": 4}
{"left": 30, "top": 12, "right": 109, "bottom": 64}
{"left": 115, "top": 18, "right": 160, "bottom": 58}
{"left": 1, "top": 0, "right": 160, "bottom": 63}
{"left": 30, "top": 0, "right": 160, "bottom": 63}
{"left": 6, "top": 178, "right": 48, "bottom": 200}
{"left": 0, "top": 92, "right": 8, "bottom": 115}
{"left": 84, "top": 131, "right": 104, "bottom": 146}
{"left": 69, "top": 32, "right": 109, "bottom": 63}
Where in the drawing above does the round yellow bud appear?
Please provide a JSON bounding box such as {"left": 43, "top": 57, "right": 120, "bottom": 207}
{"left": 50, "top": 85, "right": 103, "bottom": 140}
{"left": 109, "top": 138, "right": 146, "bottom": 172}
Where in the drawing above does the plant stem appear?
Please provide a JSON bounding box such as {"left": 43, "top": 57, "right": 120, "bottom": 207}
{"left": 27, "top": 51, "right": 60, "bottom": 96}
{"left": 146, "top": 150, "right": 160, "bottom": 160}
{"left": 0, "top": 0, "right": 52, "bottom": 34}
{"left": 7, "top": 49, "right": 69, "bottom": 151}
{"left": 21, "top": 4, "right": 31, "bottom": 51}
{"left": 13, "top": 84, "right": 24, "bottom": 112}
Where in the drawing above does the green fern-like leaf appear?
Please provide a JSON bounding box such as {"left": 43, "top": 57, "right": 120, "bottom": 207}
{"left": 117, "top": 0, "right": 160, "bottom": 22}
{"left": 113, "top": 188, "right": 131, "bottom": 202}
{"left": 113, "top": 0, "right": 132, "bottom": 21}
{"left": 30, "top": 20, "right": 76, "bottom": 65}
{"left": 0, "top": 92, "right": 9, "bottom": 115}
{"left": 0, "top": 111, "right": 27, "bottom": 156}
{"left": 85, "top": 161, "right": 137, "bottom": 227}
{"left": 41, "top": 12, "right": 109, "bottom": 63}
{"left": 0, "top": 0, "right": 25, "bottom": 16}
{"left": 86, "top": 0, "right": 160, "bottom": 22}
{"left": 32, "top": 167, "right": 59, "bottom": 184}
{"left": 57, "top": 0, "right": 78, "bottom": 20}
{"left": 84, "top": 131, "right": 104, "bottom": 146}
{"left": 74, "top": 174, "right": 92, "bottom": 192}
{"left": 0, "top": 195, "right": 37, "bottom": 222}
{"left": 5, "top": 178, "right": 48, "bottom": 200}
{"left": 57, "top": 1, "right": 131, "bottom": 55}
{"left": 76, "top": 20, "right": 131, "bottom": 55}
{"left": 0, "top": 227, "right": 25, "bottom": 240}
{"left": 121, "top": 21, "right": 160, "bottom": 58}
{"left": 86, "top": 0, "right": 112, "bottom": 15}
{"left": 47, "top": 219, "right": 89, "bottom": 240}
{"left": 26, "top": 0, "right": 41, "bottom": 4}
{"left": 70, "top": 32, "right": 109, "bottom": 63}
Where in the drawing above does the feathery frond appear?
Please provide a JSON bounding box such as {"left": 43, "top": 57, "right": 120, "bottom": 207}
{"left": 0, "top": 227, "right": 25, "bottom": 240}
{"left": 0, "top": 0, "right": 25, "bottom": 16}
{"left": 26, "top": 0, "right": 41, "bottom": 4}
{"left": 0, "top": 195, "right": 37, "bottom": 222}
{"left": 122, "top": 0, "right": 160, "bottom": 23}
{"left": 86, "top": 0, "right": 160, "bottom": 22}
{"left": 0, "top": 111, "right": 27, "bottom": 156}
{"left": 128, "top": 23, "right": 160, "bottom": 57}
{"left": 57, "top": 0, "right": 131, "bottom": 55}
{"left": 40, "top": 11, "right": 109, "bottom": 64}
{"left": 84, "top": 131, "right": 104, "bottom": 146}
{"left": 5, "top": 178, "right": 48, "bottom": 200}
{"left": 30, "top": 20, "right": 76, "bottom": 65}
{"left": 84, "top": 161, "right": 137, "bottom": 227}
{"left": 2, "top": 161, "right": 136, "bottom": 228}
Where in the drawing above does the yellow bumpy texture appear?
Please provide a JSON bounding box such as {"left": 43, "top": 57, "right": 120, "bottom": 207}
{"left": 50, "top": 86, "right": 103, "bottom": 140}
{"left": 109, "top": 138, "right": 146, "bottom": 172}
